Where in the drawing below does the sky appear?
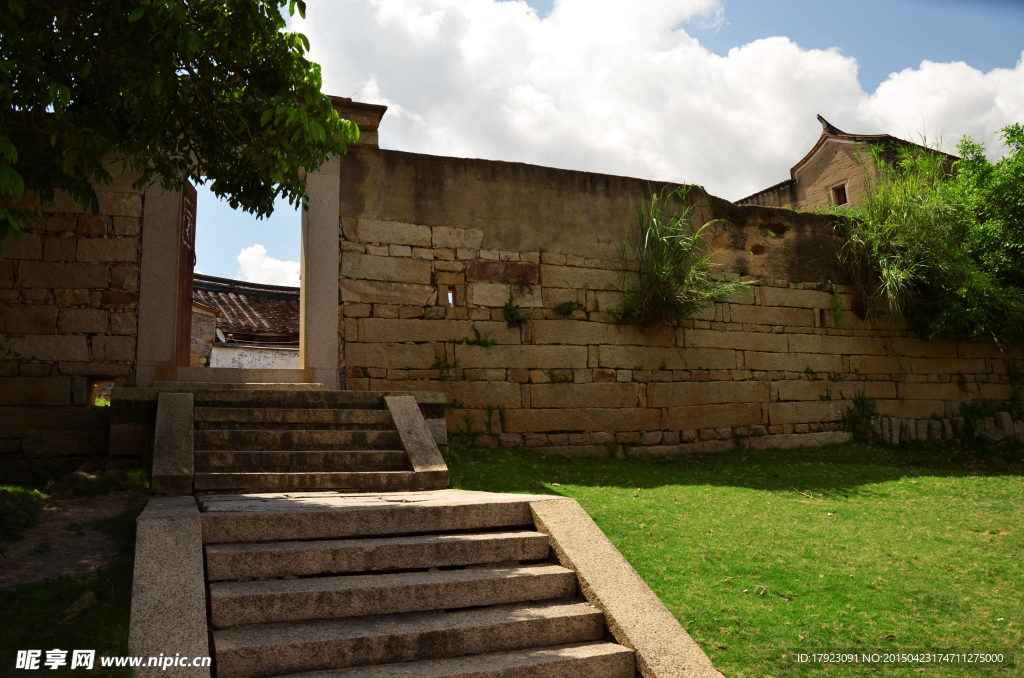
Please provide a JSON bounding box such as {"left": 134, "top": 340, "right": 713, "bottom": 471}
{"left": 196, "top": 0, "right": 1024, "bottom": 284}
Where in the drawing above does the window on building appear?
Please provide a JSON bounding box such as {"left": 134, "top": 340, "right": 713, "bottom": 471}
{"left": 831, "top": 184, "right": 848, "bottom": 205}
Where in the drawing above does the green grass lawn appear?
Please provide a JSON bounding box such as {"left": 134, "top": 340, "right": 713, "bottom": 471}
{"left": 446, "top": 442, "right": 1023, "bottom": 677}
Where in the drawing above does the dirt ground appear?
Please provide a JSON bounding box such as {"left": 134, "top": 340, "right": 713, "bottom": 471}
{"left": 0, "top": 491, "right": 142, "bottom": 590}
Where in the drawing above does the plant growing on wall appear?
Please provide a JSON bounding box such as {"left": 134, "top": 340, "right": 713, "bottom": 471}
{"left": 502, "top": 287, "right": 529, "bottom": 329}
{"left": 617, "top": 185, "right": 749, "bottom": 327}
{"left": 832, "top": 126, "right": 1024, "bottom": 344}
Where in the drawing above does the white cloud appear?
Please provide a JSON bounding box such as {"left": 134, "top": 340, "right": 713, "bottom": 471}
{"left": 236, "top": 244, "right": 301, "bottom": 286}
{"left": 295, "top": 0, "right": 1024, "bottom": 200}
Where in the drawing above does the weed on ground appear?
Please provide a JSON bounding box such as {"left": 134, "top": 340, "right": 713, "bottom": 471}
{"left": 446, "top": 442, "right": 1023, "bottom": 676}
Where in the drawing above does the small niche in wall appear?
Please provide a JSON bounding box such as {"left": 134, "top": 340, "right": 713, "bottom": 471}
{"left": 447, "top": 286, "right": 455, "bottom": 306}
{"left": 88, "top": 379, "right": 114, "bottom": 407}
{"left": 750, "top": 244, "right": 766, "bottom": 255}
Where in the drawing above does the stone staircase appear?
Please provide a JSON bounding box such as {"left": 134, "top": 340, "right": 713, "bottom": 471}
{"left": 199, "top": 491, "right": 636, "bottom": 678}
{"left": 187, "top": 390, "right": 449, "bottom": 494}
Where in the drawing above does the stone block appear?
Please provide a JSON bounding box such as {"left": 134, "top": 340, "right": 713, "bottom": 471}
{"left": 17, "top": 261, "right": 108, "bottom": 289}
{"left": 99, "top": 290, "right": 137, "bottom": 309}
{"left": 151, "top": 393, "right": 194, "bottom": 495}
{"left": 499, "top": 433, "right": 523, "bottom": 447}
{"left": 57, "top": 308, "right": 108, "bottom": 334}
{"left": 927, "top": 419, "right": 942, "bottom": 440}
{"left": 682, "top": 328, "right": 788, "bottom": 353}
{"left": 902, "top": 382, "right": 963, "bottom": 401}
{"left": 2, "top": 232, "right": 42, "bottom": 259}
{"left": 455, "top": 344, "right": 587, "bottom": 369}
{"left": 112, "top": 216, "right": 141, "bottom": 236}
{"left": 110, "top": 311, "right": 138, "bottom": 335}
{"left": 470, "top": 283, "right": 543, "bottom": 308}
{"left": 788, "top": 333, "right": 887, "bottom": 356}
{"left": 129, "top": 497, "right": 210, "bottom": 678}
{"left": 385, "top": 395, "right": 448, "bottom": 477}
{"left": 362, "top": 319, "right": 521, "bottom": 344}
{"left": 54, "top": 288, "right": 91, "bottom": 307}
{"left": 892, "top": 337, "right": 959, "bottom": 359}
{"left": 0, "top": 376, "right": 70, "bottom": 406}
{"left": 339, "top": 278, "right": 435, "bottom": 306}
{"left": 43, "top": 237, "right": 77, "bottom": 262}
{"left": 110, "top": 264, "right": 140, "bottom": 291}
{"left": 762, "top": 286, "right": 832, "bottom": 309}
{"left": 768, "top": 400, "right": 844, "bottom": 425}
{"left": 530, "top": 383, "right": 639, "bottom": 408}
{"left": 1, "top": 304, "right": 58, "bottom": 334}
{"left": 598, "top": 345, "right": 715, "bottom": 370}
{"left": 540, "top": 264, "right": 619, "bottom": 290}
{"left": 23, "top": 429, "right": 108, "bottom": 458}
{"left": 747, "top": 430, "right": 853, "bottom": 450}
{"left": 369, "top": 379, "right": 521, "bottom": 409}
{"left": 662, "top": 402, "right": 762, "bottom": 430}
{"left": 849, "top": 355, "right": 904, "bottom": 375}
{"left": 994, "top": 411, "right": 1013, "bottom": 434}
{"left": 345, "top": 342, "right": 439, "bottom": 370}
{"left": 744, "top": 351, "right": 843, "bottom": 373}
{"left": 778, "top": 380, "right": 895, "bottom": 402}
{"left": 76, "top": 237, "right": 137, "bottom": 263}
{"left": 534, "top": 320, "right": 672, "bottom": 347}
{"left": 465, "top": 261, "right": 539, "bottom": 285}
{"left": 45, "top": 214, "right": 78, "bottom": 231}
{"left": 432, "top": 226, "right": 483, "bottom": 249}
{"left": 729, "top": 304, "right": 815, "bottom": 327}
{"left": 1, "top": 335, "right": 90, "bottom": 361}
{"left": 502, "top": 408, "right": 661, "bottom": 432}
{"left": 58, "top": 361, "right": 132, "bottom": 377}
{"left": 344, "top": 218, "right": 432, "bottom": 246}
{"left": 76, "top": 215, "right": 109, "bottom": 236}
{"left": 95, "top": 191, "right": 143, "bottom": 217}
{"left": 341, "top": 252, "right": 431, "bottom": 285}
{"left": 649, "top": 381, "right": 769, "bottom": 407}
{"left": 909, "top": 357, "right": 986, "bottom": 375}
{"left": 91, "top": 335, "right": 136, "bottom": 362}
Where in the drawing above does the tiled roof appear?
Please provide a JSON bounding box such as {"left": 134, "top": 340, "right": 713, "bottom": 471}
{"left": 192, "top": 274, "right": 299, "bottom": 337}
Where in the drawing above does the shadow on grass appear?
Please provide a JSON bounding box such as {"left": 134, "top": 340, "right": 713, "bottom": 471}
{"left": 445, "top": 439, "right": 1024, "bottom": 496}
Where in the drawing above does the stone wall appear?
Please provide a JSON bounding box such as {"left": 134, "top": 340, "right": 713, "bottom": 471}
{"left": 337, "top": 146, "right": 1024, "bottom": 454}
{"left": 190, "top": 304, "right": 217, "bottom": 368}
{"left": 0, "top": 187, "right": 144, "bottom": 480}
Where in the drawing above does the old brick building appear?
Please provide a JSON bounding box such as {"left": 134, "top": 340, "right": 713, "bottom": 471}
{"left": 736, "top": 115, "right": 957, "bottom": 210}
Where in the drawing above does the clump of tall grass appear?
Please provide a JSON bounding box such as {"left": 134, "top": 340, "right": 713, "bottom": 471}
{"left": 833, "top": 126, "right": 1024, "bottom": 344}
{"left": 617, "top": 185, "right": 749, "bottom": 327}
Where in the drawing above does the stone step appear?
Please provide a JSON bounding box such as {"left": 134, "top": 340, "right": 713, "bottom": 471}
{"left": 198, "top": 490, "right": 554, "bottom": 544}
{"left": 194, "top": 429, "right": 402, "bottom": 451}
{"left": 205, "top": 530, "right": 551, "bottom": 581}
{"left": 194, "top": 407, "right": 394, "bottom": 430}
{"left": 196, "top": 491, "right": 557, "bottom": 544}
{"left": 195, "top": 450, "right": 412, "bottom": 474}
{"left": 270, "top": 642, "right": 635, "bottom": 678}
{"left": 191, "top": 390, "right": 391, "bottom": 410}
{"left": 212, "top": 600, "right": 605, "bottom": 678}
{"left": 194, "top": 470, "right": 448, "bottom": 493}
{"left": 209, "top": 564, "right": 577, "bottom": 628}
{"left": 153, "top": 382, "right": 327, "bottom": 391}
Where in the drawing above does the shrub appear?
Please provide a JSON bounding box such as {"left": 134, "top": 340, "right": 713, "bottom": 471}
{"left": 618, "top": 185, "right": 749, "bottom": 327}
{"left": 833, "top": 126, "right": 1024, "bottom": 344}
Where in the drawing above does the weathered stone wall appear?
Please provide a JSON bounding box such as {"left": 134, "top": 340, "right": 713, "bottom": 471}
{"left": 1, "top": 187, "right": 144, "bottom": 480}
{"left": 190, "top": 305, "right": 217, "bottom": 368}
{"left": 338, "top": 147, "right": 1024, "bottom": 454}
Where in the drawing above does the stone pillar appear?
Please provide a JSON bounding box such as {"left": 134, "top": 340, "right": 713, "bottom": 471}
{"left": 137, "top": 184, "right": 184, "bottom": 387}
{"left": 300, "top": 154, "right": 342, "bottom": 389}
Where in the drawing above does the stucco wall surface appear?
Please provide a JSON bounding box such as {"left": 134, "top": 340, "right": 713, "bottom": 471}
{"left": 338, "top": 147, "right": 1024, "bottom": 455}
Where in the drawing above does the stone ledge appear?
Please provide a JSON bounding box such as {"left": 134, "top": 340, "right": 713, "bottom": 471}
{"left": 530, "top": 498, "right": 721, "bottom": 678}
{"left": 128, "top": 497, "right": 209, "bottom": 677}
{"left": 151, "top": 392, "right": 194, "bottom": 495}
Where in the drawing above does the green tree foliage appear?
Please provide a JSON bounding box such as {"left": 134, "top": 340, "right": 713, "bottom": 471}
{"left": 0, "top": 0, "right": 358, "bottom": 252}
{"left": 618, "top": 185, "right": 749, "bottom": 327}
{"left": 836, "top": 126, "right": 1024, "bottom": 344}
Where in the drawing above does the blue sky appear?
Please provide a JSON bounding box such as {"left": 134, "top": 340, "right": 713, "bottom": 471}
{"left": 197, "top": 0, "right": 1024, "bottom": 283}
